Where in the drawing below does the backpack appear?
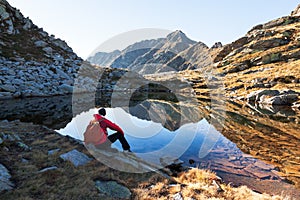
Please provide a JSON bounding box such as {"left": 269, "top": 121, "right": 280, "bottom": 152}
{"left": 83, "top": 118, "right": 107, "bottom": 145}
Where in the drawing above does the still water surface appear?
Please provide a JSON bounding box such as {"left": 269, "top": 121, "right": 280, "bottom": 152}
{"left": 1, "top": 95, "right": 299, "bottom": 196}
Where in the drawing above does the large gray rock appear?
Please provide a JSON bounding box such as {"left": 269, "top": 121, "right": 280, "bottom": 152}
{"left": 95, "top": 180, "right": 131, "bottom": 199}
{"left": 60, "top": 149, "right": 92, "bottom": 167}
{"left": 0, "top": 164, "right": 14, "bottom": 192}
{"left": 247, "top": 90, "right": 280, "bottom": 102}
{"left": 53, "top": 39, "right": 70, "bottom": 51}
{"left": 22, "top": 18, "right": 33, "bottom": 30}
{"left": 42, "top": 47, "right": 53, "bottom": 54}
{"left": 0, "top": 84, "right": 16, "bottom": 92}
{"left": 261, "top": 94, "right": 298, "bottom": 105}
{"left": 248, "top": 89, "right": 299, "bottom": 105}
{"left": 56, "top": 68, "right": 70, "bottom": 79}
{"left": 34, "top": 40, "right": 48, "bottom": 47}
{"left": 0, "top": 4, "right": 9, "bottom": 20}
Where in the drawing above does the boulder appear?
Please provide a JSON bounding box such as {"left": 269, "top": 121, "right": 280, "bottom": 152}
{"left": 247, "top": 90, "right": 280, "bottom": 102}
{"left": 211, "top": 42, "right": 223, "bottom": 48}
{"left": 56, "top": 68, "right": 70, "bottom": 79}
{"left": 95, "top": 180, "right": 131, "bottom": 199}
{"left": 0, "top": 4, "right": 9, "bottom": 20}
{"left": 262, "top": 94, "right": 298, "bottom": 105}
{"left": 22, "top": 18, "right": 33, "bottom": 30}
{"left": 0, "top": 164, "right": 14, "bottom": 192}
{"left": 249, "top": 38, "right": 289, "bottom": 51}
{"left": 60, "top": 149, "right": 92, "bottom": 167}
{"left": 5, "top": 18, "right": 14, "bottom": 34}
{"left": 0, "top": 84, "right": 16, "bottom": 93}
{"left": 34, "top": 40, "right": 48, "bottom": 47}
{"left": 42, "top": 47, "right": 53, "bottom": 54}
{"left": 53, "top": 39, "right": 70, "bottom": 51}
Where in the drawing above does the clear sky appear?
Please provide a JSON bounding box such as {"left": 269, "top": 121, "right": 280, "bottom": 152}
{"left": 8, "top": 0, "right": 300, "bottom": 59}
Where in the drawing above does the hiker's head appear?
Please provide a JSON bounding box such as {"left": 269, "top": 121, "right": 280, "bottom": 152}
{"left": 98, "top": 108, "right": 106, "bottom": 116}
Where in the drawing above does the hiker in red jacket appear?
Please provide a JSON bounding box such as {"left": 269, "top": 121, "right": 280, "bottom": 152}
{"left": 94, "top": 108, "right": 131, "bottom": 152}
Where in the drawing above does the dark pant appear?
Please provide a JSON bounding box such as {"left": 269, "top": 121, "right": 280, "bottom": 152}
{"left": 107, "top": 132, "right": 131, "bottom": 150}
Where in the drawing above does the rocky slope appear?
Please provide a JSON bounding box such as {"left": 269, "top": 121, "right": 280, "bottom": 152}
{"left": 0, "top": 0, "right": 82, "bottom": 99}
{"left": 213, "top": 9, "right": 300, "bottom": 104}
{"left": 172, "top": 6, "right": 300, "bottom": 109}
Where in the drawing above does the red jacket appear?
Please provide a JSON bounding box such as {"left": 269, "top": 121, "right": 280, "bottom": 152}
{"left": 93, "top": 114, "right": 124, "bottom": 135}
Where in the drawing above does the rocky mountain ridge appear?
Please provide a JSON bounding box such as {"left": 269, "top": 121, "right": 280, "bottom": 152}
{"left": 88, "top": 30, "right": 213, "bottom": 74}
{"left": 0, "top": 0, "right": 82, "bottom": 99}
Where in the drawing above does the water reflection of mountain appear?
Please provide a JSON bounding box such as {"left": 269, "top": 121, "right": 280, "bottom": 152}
{"left": 219, "top": 100, "right": 300, "bottom": 187}
{"left": 1, "top": 91, "right": 299, "bottom": 187}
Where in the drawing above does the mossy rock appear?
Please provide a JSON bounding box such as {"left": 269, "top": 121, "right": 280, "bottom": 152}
{"left": 95, "top": 180, "right": 131, "bottom": 199}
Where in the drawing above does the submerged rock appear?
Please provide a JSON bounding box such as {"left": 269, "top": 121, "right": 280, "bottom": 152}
{"left": 95, "top": 180, "right": 131, "bottom": 199}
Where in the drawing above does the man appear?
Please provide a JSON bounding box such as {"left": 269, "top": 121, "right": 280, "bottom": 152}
{"left": 94, "top": 108, "right": 131, "bottom": 152}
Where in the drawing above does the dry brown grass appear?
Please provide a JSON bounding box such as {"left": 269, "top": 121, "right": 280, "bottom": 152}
{"left": 134, "top": 168, "right": 292, "bottom": 200}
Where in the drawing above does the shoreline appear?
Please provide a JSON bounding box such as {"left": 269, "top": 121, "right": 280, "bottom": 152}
{"left": 0, "top": 119, "right": 299, "bottom": 199}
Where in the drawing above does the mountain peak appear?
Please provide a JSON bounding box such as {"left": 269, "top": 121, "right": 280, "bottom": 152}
{"left": 166, "top": 30, "right": 194, "bottom": 43}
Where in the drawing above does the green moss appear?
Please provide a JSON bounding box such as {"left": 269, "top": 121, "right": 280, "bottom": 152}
{"left": 283, "top": 17, "right": 294, "bottom": 26}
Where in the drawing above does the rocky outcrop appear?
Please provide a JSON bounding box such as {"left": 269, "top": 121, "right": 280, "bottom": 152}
{"left": 211, "top": 42, "right": 223, "bottom": 48}
{"left": 195, "top": 5, "right": 300, "bottom": 105}
{"left": 247, "top": 89, "right": 299, "bottom": 105}
{"left": 0, "top": 0, "right": 82, "bottom": 99}
{"left": 0, "top": 163, "right": 14, "bottom": 192}
{"left": 291, "top": 4, "right": 300, "bottom": 17}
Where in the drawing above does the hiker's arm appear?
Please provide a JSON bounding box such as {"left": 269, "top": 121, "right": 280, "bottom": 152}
{"left": 104, "top": 119, "right": 124, "bottom": 135}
